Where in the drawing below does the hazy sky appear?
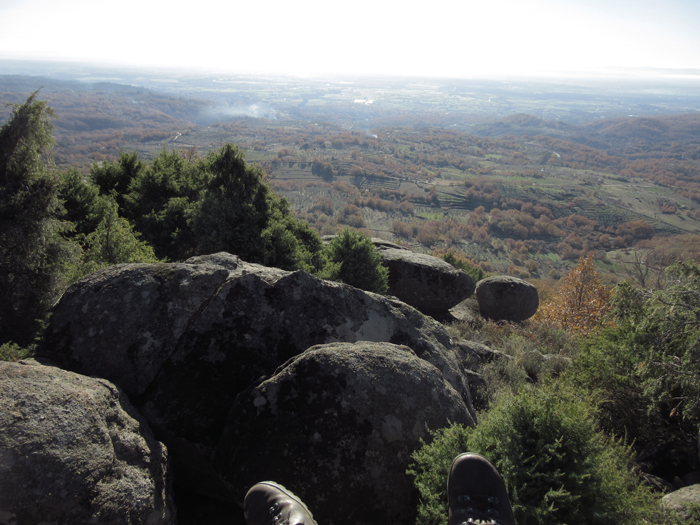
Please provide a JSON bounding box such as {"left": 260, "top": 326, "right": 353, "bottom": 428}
{"left": 1, "top": 0, "right": 699, "bottom": 78}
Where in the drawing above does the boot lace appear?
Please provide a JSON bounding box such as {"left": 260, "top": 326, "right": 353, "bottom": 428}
{"left": 455, "top": 494, "right": 503, "bottom": 525}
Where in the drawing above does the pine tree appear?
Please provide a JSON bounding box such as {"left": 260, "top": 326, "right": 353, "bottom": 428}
{"left": 324, "top": 228, "right": 389, "bottom": 294}
{"left": 0, "top": 92, "right": 76, "bottom": 346}
{"left": 73, "top": 197, "right": 158, "bottom": 278}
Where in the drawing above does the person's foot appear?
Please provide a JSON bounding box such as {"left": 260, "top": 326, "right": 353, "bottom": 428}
{"left": 244, "top": 481, "right": 317, "bottom": 525}
{"left": 447, "top": 453, "right": 515, "bottom": 525}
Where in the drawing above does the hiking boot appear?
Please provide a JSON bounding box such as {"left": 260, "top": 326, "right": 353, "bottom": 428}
{"left": 244, "top": 481, "right": 318, "bottom": 525}
{"left": 447, "top": 453, "right": 515, "bottom": 525}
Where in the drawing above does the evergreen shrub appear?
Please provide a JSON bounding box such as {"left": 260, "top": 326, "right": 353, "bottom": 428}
{"left": 323, "top": 228, "right": 389, "bottom": 294}
{"left": 0, "top": 342, "right": 33, "bottom": 362}
{"left": 437, "top": 249, "right": 486, "bottom": 282}
{"left": 408, "top": 384, "right": 657, "bottom": 525}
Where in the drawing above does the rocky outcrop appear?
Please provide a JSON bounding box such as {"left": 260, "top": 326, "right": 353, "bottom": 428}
{"left": 0, "top": 360, "right": 174, "bottom": 525}
{"left": 215, "top": 341, "right": 473, "bottom": 525}
{"left": 456, "top": 341, "right": 514, "bottom": 371}
{"left": 475, "top": 276, "right": 539, "bottom": 321}
{"left": 369, "top": 238, "right": 409, "bottom": 251}
{"left": 322, "top": 236, "right": 407, "bottom": 252}
{"left": 660, "top": 484, "right": 700, "bottom": 520}
{"left": 448, "top": 296, "right": 480, "bottom": 324}
{"left": 642, "top": 473, "right": 676, "bottom": 493}
{"left": 39, "top": 253, "right": 475, "bottom": 505}
{"left": 454, "top": 341, "right": 515, "bottom": 410}
{"left": 376, "top": 247, "right": 475, "bottom": 315}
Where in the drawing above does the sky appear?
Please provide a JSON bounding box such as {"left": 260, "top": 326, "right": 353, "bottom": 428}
{"left": 1, "top": 0, "right": 700, "bottom": 79}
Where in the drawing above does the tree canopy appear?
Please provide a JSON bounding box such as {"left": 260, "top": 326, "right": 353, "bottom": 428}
{"left": 324, "top": 228, "right": 389, "bottom": 294}
{"left": 0, "top": 92, "right": 76, "bottom": 346}
{"left": 88, "top": 144, "right": 324, "bottom": 269}
{"left": 0, "top": 94, "right": 394, "bottom": 348}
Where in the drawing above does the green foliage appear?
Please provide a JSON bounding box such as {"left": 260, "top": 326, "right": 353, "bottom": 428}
{"left": 59, "top": 168, "right": 103, "bottom": 236}
{"left": 0, "top": 341, "right": 33, "bottom": 362}
{"left": 123, "top": 149, "right": 205, "bottom": 260}
{"left": 89, "top": 149, "right": 202, "bottom": 260}
{"left": 567, "top": 327, "right": 699, "bottom": 480}
{"left": 72, "top": 197, "right": 159, "bottom": 278}
{"left": 565, "top": 327, "right": 646, "bottom": 435}
{"left": 615, "top": 262, "right": 700, "bottom": 421}
{"left": 323, "top": 228, "right": 389, "bottom": 294}
{"left": 191, "top": 144, "right": 321, "bottom": 270}
{"left": 262, "top": 206, "right": 325, "bottom": 272}
{"left": 563, "top": 264, "right": 700, "bottom": 478}
{"left": 86, "top": 144, "right": 324, "bottom": 269}
{"left": 90, "top": 151, "right": 144, "bottom": 209}
{"left": 0, "top": 92, "right": 77, "bottom": 346}
{"left": 409, "top": 384, "right": 657, "bottom": 525}
{"left": 407, "top": 423, "right": 470, "bottom": 525}
{"left": 470, "top": 385, "right": 653, "bottom": 525}
{"left": 440, "top": 250, "right": 486, "bottom": 282}
{"left": 191, "top": 144, "right": 274, "bottom": 259}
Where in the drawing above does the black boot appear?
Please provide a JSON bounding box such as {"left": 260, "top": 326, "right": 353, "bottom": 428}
{"left": 447, "top": 453, "right": 515, "bottom": 525}
{"left": 244, "top": 481, "right": 318, "bottom": 525}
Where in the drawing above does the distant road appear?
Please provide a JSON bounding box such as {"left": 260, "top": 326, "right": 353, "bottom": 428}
{"left": 525, "top": 141, "right": 561, "bottom": 158}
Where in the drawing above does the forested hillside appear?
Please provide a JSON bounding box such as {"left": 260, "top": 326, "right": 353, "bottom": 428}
{"left": 0, "top": 76, "right": 207, "bottom": 165}
{"left": 3, "top": 77, "right": 700, "bottom": 284}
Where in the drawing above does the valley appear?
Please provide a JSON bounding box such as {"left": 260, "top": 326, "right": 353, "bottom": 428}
{"left": 2, "top": 62, "right": 700, "bottom": 281}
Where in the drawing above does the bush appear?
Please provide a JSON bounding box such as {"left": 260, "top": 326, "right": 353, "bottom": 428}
{"left": 565, "top": 327, "right": 698, "bottom": 480}
{"left": 0, "top": 342, "right": 33, "bottom": 362}
{"left": 88, "top": 145, "right": 324, "bottom": 270}
{"left": 435, "top": 248, "right": 486, "bottom": 282}
{"left": 562, "top": 267, "right": 700, "bottom": 480}
{"left": 408, "top": 384, "right": 657, "bottom": 525}
{"left": 323, "top": 228, "right": 389, "bottom": 294}
{"left": 615, "top": 263, "right": 700, "bottom": 422}
{"left": 76, "top": 197, "right": 159, "bottom": 272}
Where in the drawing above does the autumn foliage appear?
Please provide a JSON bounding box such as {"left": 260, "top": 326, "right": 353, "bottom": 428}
{"left": 534, "top": 255, "right": 611, "bottom": 336}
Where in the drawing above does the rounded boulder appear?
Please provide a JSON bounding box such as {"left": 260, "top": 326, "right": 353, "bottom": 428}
{"left": 0, "top": 361, "right": 174, "bottom": 525}
{"left": 378, "top": 248, "right": 475, "bottom": 315}
{"left": 215, "top": 341, "right": 474, "bottom": 525}
{"left": 475, "top": 275, "right": 539, "bottom": 321}
{"left": 660, "top": 485, "right": 700, "bottom": 520}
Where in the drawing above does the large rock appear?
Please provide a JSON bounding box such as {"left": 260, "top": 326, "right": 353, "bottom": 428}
{"left": 448, "top": 296, "right": 480, "bottom": 324}
{"left": 454, "top": 341, "right": 515, "bottom": 410}
{"left": 40, "top": 253, "right": 475, "bottom": 502}
{"left": 660, "top": 484, "right": 700, "bottom": 520}
{"left": 0, "top": 360, "right": 174, "bottom": 525}
{"left": 377, "top": 247, "right": 475, "bottom": 315}
{"left": 475, "top": 276, "right": 539, "bottom": 321}
{"left": 321, "top": 236, "right": 408, "bottom": 252}
{"left": 215, "top": 342, "right": 473, "bottom": 525}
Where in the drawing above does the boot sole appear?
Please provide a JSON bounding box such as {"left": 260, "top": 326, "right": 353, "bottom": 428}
{"left": 256, "top": 481, "right": 318, "bottom": 525}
